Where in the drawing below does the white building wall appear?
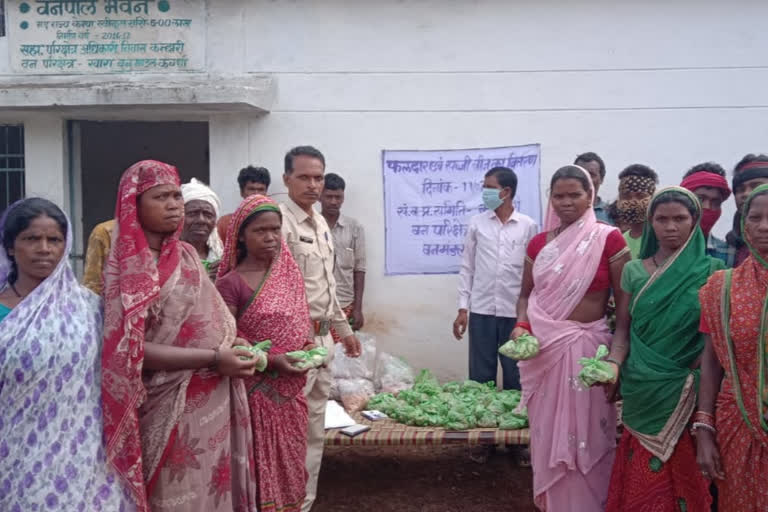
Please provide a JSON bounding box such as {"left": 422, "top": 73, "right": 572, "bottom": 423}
{"left": 232, "top": 0, "right": 768, "bottom": 380}
{"left": 19, "top": 116, "right": 68, "bottom": 207}
{"left": 3, "top": 0, "right": 768, "bottom": 380}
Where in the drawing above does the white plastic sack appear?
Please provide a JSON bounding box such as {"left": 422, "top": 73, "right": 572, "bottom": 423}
{"left": 329, "top": 379, "right": 341, "bottom": 401}
{"left": 338, "top": 378, "right": 375, "bottom": 413}
{"left": 331, "top": 331, "right": 377, "bottom": 380}
{"left": 374, "top": 352, "right": 415, "bottom": 395}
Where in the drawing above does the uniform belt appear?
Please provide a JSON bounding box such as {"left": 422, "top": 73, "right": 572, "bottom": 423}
{"left": 313, "top": 319, "right": 331, "bottom": 337}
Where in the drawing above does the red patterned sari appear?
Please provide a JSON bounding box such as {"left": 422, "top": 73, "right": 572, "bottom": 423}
{"left": 699, "top": 184, "right": 768, "bottom": 511}
{"left": 700, "top": 255, "right": 768, "bottom": 511}
{"left": 217, "top": 195, "right": 311, "bottom": 512}
{"left": 101, "top": 160, "right": 257, "bottom": 512}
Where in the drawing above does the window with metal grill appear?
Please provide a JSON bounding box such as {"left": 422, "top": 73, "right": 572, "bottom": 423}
{"left": 0, "top": 125, "right": 26, "bottom": 213}
{"left": 0, "top": 1, "right": 6, "bottom": 38}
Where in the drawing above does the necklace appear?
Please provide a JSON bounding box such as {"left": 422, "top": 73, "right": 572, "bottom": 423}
{"left": 9, "top": 283, "right": 25, "bottom": 298}
{"left": 652, "top": 254, "right": 668, "bottom": 268}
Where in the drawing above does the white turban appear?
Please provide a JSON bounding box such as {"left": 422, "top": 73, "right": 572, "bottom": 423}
{"left": 181, "top": 178, "right": 224, "bottom": 262}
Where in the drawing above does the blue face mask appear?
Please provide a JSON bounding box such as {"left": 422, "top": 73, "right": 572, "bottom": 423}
{"left": 482, "top": 187, "right": 505, "bottom": 211}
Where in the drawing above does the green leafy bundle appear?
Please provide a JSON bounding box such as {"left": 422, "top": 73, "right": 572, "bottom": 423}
{"left": 366, "top": 369, "right": 528, "bottom": 431}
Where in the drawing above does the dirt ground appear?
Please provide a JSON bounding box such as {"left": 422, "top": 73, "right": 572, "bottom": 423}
{"left": 313, "top": 444, "right": 536, "bottom": 512}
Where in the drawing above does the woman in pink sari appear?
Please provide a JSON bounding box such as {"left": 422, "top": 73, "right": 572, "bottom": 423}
{"left": 512, "top": 165, "right": 631, "bottom": 511}
{"left": 101, "top": 160, "right": 258, "bottom": 512}
{"left": 216, "top": 194, "right": 313, "bottom": 512}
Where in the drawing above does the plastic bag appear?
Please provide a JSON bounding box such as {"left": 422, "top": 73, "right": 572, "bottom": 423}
{"left": 397, "top": 389, "right": 429, "bottom": 407}
{"left": 444, "top": 405, "right": 474, "bottom": 430}
{"left": 499, "top": 334, "right": 540, "bottom": 361}
{"left": 329, "top": 379, "right": 341, "bottom": 401}
{"left": 578, "top": 344, "right": 616, "bottom": 387}
{"left": 422, "top": 396, "right": 447, "bottom": 417}
{"left": 413, "top": 369, "right": 441, "bottom": 396}
{"left": 374, "top": 352, "right": 415, "bottom": 395}
{"left": 485, "top": 398, "right": 507, "bottom": 416}
{"left": 365, "top": 367, "right": 530, "bottom": 430}
{"left": 286, "top": 347, "right": 329, "bottom": 370}
{"left": 389, "top": 402, "right": 419, "bottom": 423}
{"left": 460, "top": 379, "right": 489, "bottom": 392}
{"left": 332, "top": 332, "right": 377, "bottom": 380}
{"left": 367, "top": 392, "right": 398, "bottom": 414}
{"left": 497, "top": 390, "right": 521, "bottom": 412}
{"left": 233, "top": 340, "right": 272, "bottom": 372}
{"left": 410, "top": 409, "right": 431, "bottom": 426}
{"left": 476, "top": 410, "right": 499, "bottom": 428}
{"left": 338, "top": 378, "right": 375, "bottom": 413}
{"left": 441, "top": 381, "right": 462, "bottom": 394}
{"left": 499, "top": 409, "right": 529, "bottom": 430}
{"left": 444, "top": 419, "right": 472, "bottom": 431}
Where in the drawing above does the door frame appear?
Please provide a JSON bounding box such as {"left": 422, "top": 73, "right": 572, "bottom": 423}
{"left": 67, "top": 120, "right": 84, "bottom": 277}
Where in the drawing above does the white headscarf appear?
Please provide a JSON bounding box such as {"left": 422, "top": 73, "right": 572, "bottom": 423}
{"left": 181, "top": 178, "right": 224, "bottom": 261}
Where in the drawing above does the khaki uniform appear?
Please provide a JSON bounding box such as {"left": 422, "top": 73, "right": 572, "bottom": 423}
{"left": 281, "top": 198, "right": 353, "bottom": 512}
{"left": 329, "top": 215, "right": 366, "bottom": 309}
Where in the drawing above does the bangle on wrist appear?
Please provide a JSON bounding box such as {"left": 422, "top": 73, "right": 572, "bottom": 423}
{"left": 691, "top": 422, "right": 717, "bottom": 436}
{"left": 605, "top": 358, "right": 621, "bottom": 368}
{"left": 693, "top": 411, "right": 716, "bottom": 426}
{"left": 515, "top": 321, "right": 532, "bottom": 332}
{"left": 210, "top": 347, "right": 220, "bottom": 370}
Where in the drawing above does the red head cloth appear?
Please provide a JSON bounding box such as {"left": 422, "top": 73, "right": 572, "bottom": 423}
{"left": 101, "top": 160, "right": 182, "bottom": 510}
{"left": 680, "top": 171, "right": 731, "bottom": 201}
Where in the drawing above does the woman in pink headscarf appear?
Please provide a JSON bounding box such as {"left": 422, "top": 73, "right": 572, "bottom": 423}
{"left": 511, "top": 165, "right": 631, "bottom": 511}
{"left": 101, "top": 160, "right": 258, "bottom": 512}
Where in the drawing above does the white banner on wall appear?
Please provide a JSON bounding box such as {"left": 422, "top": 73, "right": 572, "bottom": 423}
{"left": 383, "top": 144, "right": 541, "bottom": 275}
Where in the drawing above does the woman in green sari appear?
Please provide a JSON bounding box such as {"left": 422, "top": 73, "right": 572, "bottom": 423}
{"left": 604, "top": 186, "right": 723, "bottom": 511}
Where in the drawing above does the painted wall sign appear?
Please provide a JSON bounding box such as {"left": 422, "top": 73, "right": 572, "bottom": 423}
{"left": 8, "top": 0, "right": 204, "bottom": 73}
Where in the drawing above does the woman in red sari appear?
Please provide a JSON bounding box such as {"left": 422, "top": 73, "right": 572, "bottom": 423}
{"left": 698, "top": 183, "right": 768, "bottom": 511}
{"left": 101, "top": 160, "right": 258, "bottom": 512}
{"left": 216, "top": 194, "right": 313, "bottom": 512}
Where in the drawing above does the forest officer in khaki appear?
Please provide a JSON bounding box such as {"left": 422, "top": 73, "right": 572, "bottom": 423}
{"left": 280, "top": 145, "right": 361, "bottom": 512}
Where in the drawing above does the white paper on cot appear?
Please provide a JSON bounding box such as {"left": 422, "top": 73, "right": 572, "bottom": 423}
{"left": 325, "top": 399, "right": 356, "bottom": 429}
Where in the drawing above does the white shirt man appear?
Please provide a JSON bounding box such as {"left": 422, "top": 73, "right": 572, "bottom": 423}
{"left": 453, "top": 167, "right": 538, "bottom": 389}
